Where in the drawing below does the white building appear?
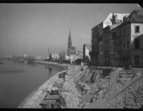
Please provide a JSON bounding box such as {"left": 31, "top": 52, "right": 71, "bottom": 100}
{"left": 52, "top": 54, "right": 60, "bottom": 60}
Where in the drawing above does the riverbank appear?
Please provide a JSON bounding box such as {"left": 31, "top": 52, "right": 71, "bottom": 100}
{"left": 19, "top": 69, "right": 68, "bottom": 108}
{"left": 19, "top": 64, "right": 143, "bottom": 108}
{"left": 65, "top": 66, "right": 143, "bottom": 108}
{"left": 35, "top": 61, "right": 68, "bottom": 70}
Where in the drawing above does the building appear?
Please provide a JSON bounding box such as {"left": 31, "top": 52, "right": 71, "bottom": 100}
{"left": 59, "top": 51, "right": 66, "bottom": 61}
{"left": 90, "top": 10, "right": 143, "bottom": 67}
{"left": 67, "top": 29, "right": 77, "bottom": 57}
{"left": 103, "top": 26, "right": 110, "bottom": 66}
{"left": 90, "top": 13, "right": 129, "bottom": 66}
{"left": 131, "top": 34, "right": 143, "bottom": 67}
{"left": 76, "top": 51, "right": 83, "bottom": 59}
{"left": 129, "top": 10, "right": 143, "bottom": 67}
{"left": 52, "top": 54, "right": 59, "bottom": 61}
{"left": 83, "top": 44, "right": 91, "bottom": 63}
{"left": 67, "top": 29, "right": 72, "bottom": 56}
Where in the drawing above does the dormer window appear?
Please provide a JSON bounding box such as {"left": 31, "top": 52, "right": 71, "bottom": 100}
{"left": 135, "top": 26, "right": 140, "bottom": 33}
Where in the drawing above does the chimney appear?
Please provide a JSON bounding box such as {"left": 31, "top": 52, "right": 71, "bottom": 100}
{"left": 112, "top": 13, "right": 115, "bottom": 24}
{"left": 115, "top": 15, "right": 117, "bottom": 23}
{"left": 111, "top": 13, "right": 117, "bottom": 24}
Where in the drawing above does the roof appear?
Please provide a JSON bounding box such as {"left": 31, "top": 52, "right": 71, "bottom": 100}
{"left": 128, "top": 10, "right": 143, "bottom": 22}
{"left": 110, "top": 21, "right": 123, "bottom": 30}
{"left": 92, "top": 13, "right": 130, "bottom": 30}
{"left": 103, "top": 13, "right": 129, "bottom": 28}
{"left": 112, "top": 10, "right": 143, "bottom": 29}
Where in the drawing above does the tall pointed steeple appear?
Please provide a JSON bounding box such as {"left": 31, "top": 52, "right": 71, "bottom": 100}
{"left": 69, "top": 28, "right": 71, "bottom": 38}
{"left": 67, "top": 28, "right": 72, "bottom": 56}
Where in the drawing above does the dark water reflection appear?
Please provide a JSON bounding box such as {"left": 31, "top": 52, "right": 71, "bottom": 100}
{"left": 0, "top": 61, "right": 63, "bottom": 108}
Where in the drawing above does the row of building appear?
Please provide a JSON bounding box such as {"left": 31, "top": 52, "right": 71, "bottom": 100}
{"left": 89, "top": 10, "right": 143, "bottom": 67}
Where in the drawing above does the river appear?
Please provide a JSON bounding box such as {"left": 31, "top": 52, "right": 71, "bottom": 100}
{"left": 0, "top": 61, "right": 64, "bottom": 108}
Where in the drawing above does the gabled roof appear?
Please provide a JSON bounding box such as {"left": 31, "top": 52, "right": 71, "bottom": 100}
{"left": 109, "top": 10, "right": 143, "bottom": 31}
{"left": 128, "top": 10, "right": 143, "bottom": 23}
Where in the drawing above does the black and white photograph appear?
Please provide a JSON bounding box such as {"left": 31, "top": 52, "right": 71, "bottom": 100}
{"left": 0, "top": 3, "right": 143, "bottom": 109}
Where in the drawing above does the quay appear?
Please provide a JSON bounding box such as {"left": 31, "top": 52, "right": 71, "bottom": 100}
{"left": 18, "top": 69, "right": 68, "bottom": 108}
{"left": 35, "top": 61, "right": 68, "bottom": 70}
{"left": 19, "top": 61, "right": 143, "bottom": 108}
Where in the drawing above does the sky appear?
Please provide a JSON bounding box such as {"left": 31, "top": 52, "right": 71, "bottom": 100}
{"left": 0, "top": 3, "right": 142, "bottom": 57}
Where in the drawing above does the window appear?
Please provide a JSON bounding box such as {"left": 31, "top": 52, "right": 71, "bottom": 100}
{"left": 135, "top": 26, "right": 140, "bottom": 33}
{"left": 112, "top": 32, "right": 117, "bottom": 39}
{"left": 135, "top": 55, "right": 140, "bottom": 65}
{"left": 135, "top": 38, "right": 140, "bottom": 49}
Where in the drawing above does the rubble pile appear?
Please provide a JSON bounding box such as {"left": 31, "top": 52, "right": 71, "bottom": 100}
{"left": 33, "top": 66, "right": 143, "bottom": 109}
{"left": 61, "top": 76, "right": 81, "bottom": 108}
{"left": 78, "top": 67, "right": 143, "bottom": 109}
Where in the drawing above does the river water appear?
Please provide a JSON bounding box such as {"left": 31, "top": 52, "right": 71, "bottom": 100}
{"left": 0, "top": 61, "right": 63, "bottom": 108}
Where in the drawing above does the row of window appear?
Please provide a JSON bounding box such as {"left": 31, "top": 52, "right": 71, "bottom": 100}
{"left": 92, "top": 25, "right": 141, "bottom": 54}
{"left": 96, "top": 54, "right": 141, "bottom": 65}
{"left": 95, "top": 55, "right": 141, "bottom": 66}
{"left": 92, "top": 25, "right": 140, "bottom": 46}
{"left": 108, "top": 41, "right": 130, "bottom": 53}
{"left": 93, "top": 38, "right": 140, "bottom": 54}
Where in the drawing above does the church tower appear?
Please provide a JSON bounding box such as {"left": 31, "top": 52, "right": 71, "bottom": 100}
{"left": 67, "top": 29, "right": 72, "bottom": 56}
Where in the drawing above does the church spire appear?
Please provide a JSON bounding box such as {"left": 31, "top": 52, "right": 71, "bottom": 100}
{"left": 69, "top": 28, "right": 71, "bottom": 39}
{"left": 67, "top": 28, "right": 72, "bottom": 56}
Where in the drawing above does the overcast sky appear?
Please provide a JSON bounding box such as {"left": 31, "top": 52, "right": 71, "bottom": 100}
{"left": 0, "top": 3, "right": 142, "bottom": 57}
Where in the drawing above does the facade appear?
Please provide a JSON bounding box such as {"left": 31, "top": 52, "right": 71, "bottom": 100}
{"left": 90, "top": 25, "right": 99, "bottom": 65}
{"left": 83, "top": 44, "right": 91, "bottom": 62}
{"left": 70, "top": 47, "right": 76, "bottom": 55}
{"left": 59, "top": 51, "right": 66, "bottom": 61}
{"left": 103, "top": 26, "right": 110, "bottom": 66}
{"left": 90, "top": 13, "right": 129, "bottom": 65}
{"left": 131, "top": 34, "right": 143, "bottom": 67}
{"left": 90, "top": 10, "right": 143, "bottom": 67}
{"left": 52, "top": 54, "right": 59, "bottom": 61}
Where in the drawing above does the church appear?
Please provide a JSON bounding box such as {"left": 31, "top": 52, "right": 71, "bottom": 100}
{"left": 67, "top": 29, "right": 76, "bottom": 56}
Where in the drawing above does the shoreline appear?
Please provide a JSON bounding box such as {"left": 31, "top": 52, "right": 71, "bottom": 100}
{"left": 18, "top": 63, "right": 68, "bottom": 108}
{"left": 36, "top": 61, "right": 68, "bottom": 70}
{"left": 18, "top": 63, "right": 143, "bottom": 108}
